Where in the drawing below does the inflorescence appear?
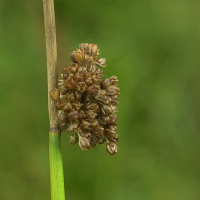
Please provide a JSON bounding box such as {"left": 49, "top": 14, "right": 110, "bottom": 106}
{"left": 49, "top": 43, "right": 120, "bottom": 155}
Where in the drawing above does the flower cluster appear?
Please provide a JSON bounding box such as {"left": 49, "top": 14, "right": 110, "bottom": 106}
{"left": 49, "top": 43, "right": 120, "bottom": 155}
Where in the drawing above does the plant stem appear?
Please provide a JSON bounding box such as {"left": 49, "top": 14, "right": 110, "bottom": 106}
{"left": 43, "top": 0, "right": 58, "bottom": 129}
{"left": 49, "top": 129, "right": 65, "bottom": 200}
{"left": 43, "top": 0, "right": 65, "bottom": 199}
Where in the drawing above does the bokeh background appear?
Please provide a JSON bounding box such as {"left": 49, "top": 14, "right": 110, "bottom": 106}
{"left": 1, "top": 0, "right": 200, "bottom": 199}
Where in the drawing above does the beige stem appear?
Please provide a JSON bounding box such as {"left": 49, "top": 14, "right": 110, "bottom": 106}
{"left": 43, "top": 0, "right": 59, "bottom": 129}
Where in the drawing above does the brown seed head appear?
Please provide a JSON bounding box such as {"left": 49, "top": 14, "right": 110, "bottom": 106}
{"left": 52, "top": 43, "right": 119, "bottom": 155}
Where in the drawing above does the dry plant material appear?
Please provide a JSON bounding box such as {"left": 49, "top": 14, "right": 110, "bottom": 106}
{"left": 49, "top": 43, "right": 120, "bottom": 155}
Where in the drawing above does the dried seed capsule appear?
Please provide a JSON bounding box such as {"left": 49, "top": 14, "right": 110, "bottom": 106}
{"left": 85, "top": 110, "right": 97, "bottom": 119}
{"left": 96, "top": 58, "right": 106, "bottom": 67}
{"left": 77, "top": 82, "right": 87, "bottom": 93}
{"left": 89, "top": 119, "right": 99, "bottom": 127}
{"left": 56, "top": 99, "right": 66, "bottom": 110}
{"left": 93, "top": 68, "right": 102, "bottom": 75}
{"left": 75, "top": 73, "right": 84, "bottom": 82}
{"left": 73, "top": 50, "right": 83, "bottom": 63}
{"left": 60, "top": 86, "right": 68, "bottom": 95}
{"left": 100, "top": 104, "right": 113, "bottom": 115}
{"left": 91, "top": 74, "right": 99, "bottom": 83}
{"left": 95, "top": 90, "right": 110, "bottom": 104}
{"left": 69, "top": 64, "right": 78, "bottom": 73}
{"left": 78, "top": 66, "right": 87, "bottom": 73}
{"left": 82, "top": 92, "right": 93, "bottom": 103}
{"left": 108, "top": 114, "right": 117, "bottom": 125}
{"left": 65, "top": 93, "right": 75, "bottom": 103}
{"left": 85, "top": 102, "right": 99, "bottom": 112}
{"left": 70, "top": 51, "right": 77, "bottom": 63}
{"left": 80, "top": 43, "right": 99, "bottom": 58}
{"left": 67, "top": 123, "right": 78, "bottom": 131}
{"left": 64, "top": 76, "right": 76, "bottom": 89}
{"left": 93, "top": 125, "right": 104, "bottom": 135}
{"left": 106, "top": 85, "right": 120, "bottom": 95}
{"left": 86, "top": 85, "right": 100, "bottom": 95}
{"left": 67, "top": 110, "right": 79, "bottom": 121}
{"left": 78, "top": 110, "right": 86, "bottom": 119}
{"left": 85, "top": 77, "right": 93, "bottom": 85}
{"left": 99, "top": 114, "right": 110, "bottom": 124}
{"left": 81, "top": 120, "right": 90, "bottom": 129}
{"left": 58, "top": 113, "right": 69, "bottom": 123}
{"left": 113, "top": 134, "right": 119, "bottom": 143}
{"left": 110, "top": 105, "right": 118, "bottom": 113}
{"left": 81, "top": 131, "right": 92, "bottom": 139}
{"left": 79, "top": 136, "right": 91, "bottom": 150}
{"left": 62, "top": 73, "right": 70, "bottom": 80}
{"left": 87, "top": 65, "right": 96, "bottom": 74}
{"left": 63, "top": 103, "right": 73, "bottom": 112}
{"left": 106, "top": 131, "right": 118, "bottom": 143}
{"left": 104, "top": 126, "right": 117, "bottom": 137}
{"left": 72, "top": 102, "right": 82, "bottom": 111}
{"left": 106, "top": 141, "right": 118, "bottom": 155}
{"left": 79, "top": 43, "right": 89, "bottom": 51}
{"left": 110, "top": 95, "right": 119, "bottom": 105}
{"left": 90, "top": 44, "right": 99, "bottom": 58}
{"left": 94, "top": 134, "right": 106, "bottom": 144}
{"left": 49, "top": 88, "right": 60, "bottom": 101}
{"left": 109, "top": 76, "right": 118, "bottom": 85}
{"left": 74, "top": 90, "right": 82, "bottom": 101}
{"left": 60, "top": 66, "right": 69, "bottom": 75}
{"left": 100, "top": 78, "right": 110, "bottom": 89}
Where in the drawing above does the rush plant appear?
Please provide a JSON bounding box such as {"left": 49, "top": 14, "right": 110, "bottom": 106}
{"left": 43, "top": 1, "right": 119, "bottom": 199}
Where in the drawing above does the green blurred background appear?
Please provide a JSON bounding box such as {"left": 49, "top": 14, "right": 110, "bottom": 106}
{"left": 1, "top": 0, "right": 200, "bottom": 199}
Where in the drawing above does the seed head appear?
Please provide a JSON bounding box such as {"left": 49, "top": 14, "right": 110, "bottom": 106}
{"left": 49, "top": 43, "right": 120, "bottom": 155}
